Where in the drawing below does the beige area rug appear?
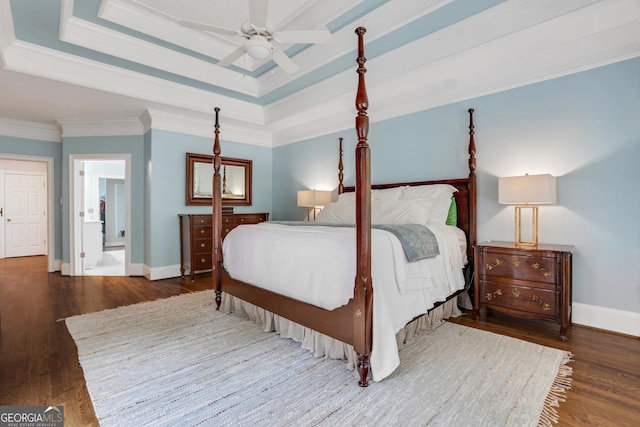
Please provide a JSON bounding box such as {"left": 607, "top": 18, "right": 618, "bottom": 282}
{"left": 65, "top": 290, "right": 572, "bottom": 427}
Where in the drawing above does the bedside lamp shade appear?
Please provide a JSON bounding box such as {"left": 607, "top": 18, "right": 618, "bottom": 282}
{"left": 499, "top": 174, "right": 557, "bottom": 246}
{"left": 297, "top": 189, "right": 332, "bottom": 221}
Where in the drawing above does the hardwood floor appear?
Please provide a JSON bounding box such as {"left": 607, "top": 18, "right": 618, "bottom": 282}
{"left": 1, "top": 256, "right": 638, "bottom": 426}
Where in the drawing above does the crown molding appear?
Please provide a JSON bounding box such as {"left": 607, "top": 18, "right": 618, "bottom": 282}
{"left": 3, "top": 41, "right": 266, "bottom": 125}
{"left": 268, "top": 0, "right": 640, "bottom": 146}
{"left": 56, "top": 117, "right": 144, "bottom": 137}
{"left": 0, "top": 118, "right": 61, "bottom": 142}
{"left": 0, "top": 0, "right": 16, "bottom": 67}
{"left": 257, "top": 0, "right": 452, "bottom": 96}
{"left": 98, "top": 0, "right": 237, "bottom": 61}
{"left": 143, "top": 109, "right": 272, "bottom": 147}
{"left": 59, "top": 5, "right": 258, "bottom": 97}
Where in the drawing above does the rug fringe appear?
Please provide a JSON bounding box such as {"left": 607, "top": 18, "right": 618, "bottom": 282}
{"left": 538, "top": 352, "right": 574, "bottom": 427}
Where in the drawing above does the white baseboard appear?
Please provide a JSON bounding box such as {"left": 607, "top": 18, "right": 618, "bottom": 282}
{"left": 144, "top": 264, "right": 182, "bottom": 281}
{"left": 50, "top": 259, "right": 62, "bottom": 273}
{"left": 128, "top": 263, "right": 144, "bottom": 276}
{"left": 573, "top": 302, "right": 640, "bottom": 337}
{"left": 61, "top": 263, "right": 70, "bottom": 276}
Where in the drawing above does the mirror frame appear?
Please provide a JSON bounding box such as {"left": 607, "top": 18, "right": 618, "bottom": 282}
{"left": 186, "top": 152, "right": 252, "bottom": 206}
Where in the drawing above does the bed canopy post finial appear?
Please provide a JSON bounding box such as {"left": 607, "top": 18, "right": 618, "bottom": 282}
{"left": 212, "top": 107, "right": 223, "bottom": 309}
{"left": 354, "top": 26, "right": 372, "bottom": 388}
{"left": 467, "top": 108, "right": 476, "bottom": 174}
{"left": 338, "top": 137, "right": 344, "bottom": 194}
{"left": 467, "top": 107, "right": 477, "bottom": 259}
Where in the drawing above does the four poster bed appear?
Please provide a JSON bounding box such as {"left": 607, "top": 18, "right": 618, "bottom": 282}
{"left": 210, "top": 27, "right": 477, "bottom": 386}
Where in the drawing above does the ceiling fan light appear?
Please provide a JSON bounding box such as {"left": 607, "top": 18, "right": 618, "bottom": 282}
{"left": 244, "top": 36, "right": 272, "bottom": 59}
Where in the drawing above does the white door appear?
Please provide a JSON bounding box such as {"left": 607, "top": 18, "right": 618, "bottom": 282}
{"left": 4, "top": 173, "right": 47, "bottom": 257}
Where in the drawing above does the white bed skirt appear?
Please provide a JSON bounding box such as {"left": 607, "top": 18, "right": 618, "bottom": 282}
{"left": 220, "top": 293, "right": 464, "bottom": 381}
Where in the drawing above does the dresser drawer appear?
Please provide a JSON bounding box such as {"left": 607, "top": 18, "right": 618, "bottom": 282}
{"left": 194, "top": 225, "right": 212, "bottom": 238}
{"left": 194, "top": 238, "right": 212, "bottom": 253}
{"left": 480, "top": 251, "right": 558, "bottom": 285}
{"left": 193, "top": 215, "right": 212, "bottom": 226}
{"left": 180, "top": 212, "right": 269, "bottom": 280}
{"left": 193, "top": 253, "right": 212, "bottom": 270}
{"left": 481, "top": 280, "right": 558, "bottom": 317}
{"left": 232, "top": 213, "right": 268, "bottom": 226}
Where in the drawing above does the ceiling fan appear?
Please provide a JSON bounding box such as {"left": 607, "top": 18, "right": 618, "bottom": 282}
{"left": 179, "top": 0, "right": 332, "bottom": 73}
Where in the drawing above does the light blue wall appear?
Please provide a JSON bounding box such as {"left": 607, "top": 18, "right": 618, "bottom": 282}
{"left": 62, "top": 135, "right": 145, "bottom": 264}
{"left": 272, "top": 58, "right": 640, "bottom": 314}
{"left": 147, "top": 129, "right": 272, "bottom": 268}
{"left": 0, "top": 137, "right": 62, "bottom": 261}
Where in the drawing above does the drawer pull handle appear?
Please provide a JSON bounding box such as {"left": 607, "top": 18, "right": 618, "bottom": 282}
{"left": 532, "top": 294, "right": 551, "bottom": 311}
{"left": 485, "top": 289, "right": 502, "bottom": 301}
{"left": 200, "top": 230, "right": 205, "bottom": 234}
{"left": 201, "top": 258, "right": 206, "bottom": 263}
{"left": 485, "top": 259, "right": 503, "bottom": 270}
{"left": 512, "top": 288, "right": 520, "bottom": 298}
{"left": 512, "top": 257, "right": 520, "bottom": 267}
{"left": 531, "top": 262, "right": 553, "bottom": 278}
{"left": 200, "top": 243, "right": 205, "bottom": 248}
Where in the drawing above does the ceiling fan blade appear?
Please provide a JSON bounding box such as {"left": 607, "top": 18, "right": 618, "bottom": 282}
{"left": 273, "top": 29, "right": 331, "bottom": 45}
{"left": 218, "top": 46, "right": 245, "bottom": 67}
{"left": 179, "top": 20, "right": 239, "bottom": 37}
{"left": 249, "top": 0, "right": 269, "bottom": 30}
{"left": 271, "top": 47, "right": 299, "bottom": 73}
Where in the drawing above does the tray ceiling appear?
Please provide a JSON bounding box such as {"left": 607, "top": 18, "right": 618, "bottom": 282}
{"left": 0, "top": 0, "right": 639, "bottom": 144}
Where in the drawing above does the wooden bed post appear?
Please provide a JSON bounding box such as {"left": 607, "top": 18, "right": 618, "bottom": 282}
{"left": 467, "top": 108, "right": 477, "bottom": 258}
{"left": 338, "top": 137, "right": 344, "bottom": 195}
{"left": 212, "top": 107, "right": 223, "bottom": 309}
{"left": 353, "top": 27, "right": 373, "bottom": 387}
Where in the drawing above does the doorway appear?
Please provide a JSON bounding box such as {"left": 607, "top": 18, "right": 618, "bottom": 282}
{"left": 0, "top": 155, "right": 55, "bottom": 272}
{"left": 70, "top": 155, "right": 130, "bottom": 276}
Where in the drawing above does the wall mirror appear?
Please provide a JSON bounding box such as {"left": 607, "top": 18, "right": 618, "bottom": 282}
{"left": 186, "top": 152, "right": 252, "bottom": 206}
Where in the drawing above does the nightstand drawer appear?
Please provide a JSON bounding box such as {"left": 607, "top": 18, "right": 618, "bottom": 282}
{"left": 481, "top": 280, "right": 558, "bottom": 317}
{"left": 480, "top": 252, "right": 558, "bottom": 285}
{"left": 474, "top": 241, "right": 574, "bottom": 341}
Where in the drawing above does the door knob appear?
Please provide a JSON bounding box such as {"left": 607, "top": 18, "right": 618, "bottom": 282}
{"left": 7, "top": 218, "right": 11, "bottom": 222}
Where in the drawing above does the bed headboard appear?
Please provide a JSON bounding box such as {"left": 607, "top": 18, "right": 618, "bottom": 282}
{"left": 341, "top": 108, "right": 477, "bottom": 261}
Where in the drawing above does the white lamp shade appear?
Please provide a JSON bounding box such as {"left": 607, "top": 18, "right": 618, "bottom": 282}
{"left": 297, "top": 189, "right": 332, "bottom": 207}
{"left": 499, "top": 174, "right": 557, "bottom": 205}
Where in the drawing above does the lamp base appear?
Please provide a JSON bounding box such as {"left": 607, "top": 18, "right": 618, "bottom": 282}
{"left": 514, "top": 205, "right": 538, "bottom": 247}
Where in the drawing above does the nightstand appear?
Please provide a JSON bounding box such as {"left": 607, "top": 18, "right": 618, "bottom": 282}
{"left": 473, "top": 241, "right": 574, "bottom": 341}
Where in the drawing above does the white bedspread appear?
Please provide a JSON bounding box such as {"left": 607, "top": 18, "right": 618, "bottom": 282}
{"left": 222, "top": 221, "right": 467, "bottom": 381}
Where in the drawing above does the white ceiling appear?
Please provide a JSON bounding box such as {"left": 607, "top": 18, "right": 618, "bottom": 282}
{"left": 1, "top": 0, "right": 639, "bottom": 145}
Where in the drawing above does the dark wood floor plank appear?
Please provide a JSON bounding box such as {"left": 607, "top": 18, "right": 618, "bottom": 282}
{"left": 1, "top": 256, "right": 638, "bottom": 426}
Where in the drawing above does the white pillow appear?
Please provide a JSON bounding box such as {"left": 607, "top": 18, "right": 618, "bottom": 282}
{"left": 317, "top": 199, "right": 435, "bottom": 225}
{"left": 316, "top": 202, "right": 355, "bottom": 224}
{"left": 400, "top": 184, "right": 457, "bottom": 200}
{"left": 428, "top": 195, "right": 455, "bottom": 224}
{"left": 336, "top": 187, "right": 403, "bottom": 204}
{"left": 372, "top": 199, "right": 433, "bottom": 225}
{"left": 401, "top": 184, "right": 457, "bottom": 224}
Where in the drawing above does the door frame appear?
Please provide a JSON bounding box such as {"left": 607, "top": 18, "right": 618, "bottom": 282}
{"left": 0, "top": 153, "right": 55, "bottom": 272}
{"left": 69, "top": 154, "right": 131, "bottom": 276}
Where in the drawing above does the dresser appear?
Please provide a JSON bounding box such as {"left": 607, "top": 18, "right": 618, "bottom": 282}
{"left": 473, "top": 241, "right": 574, "bottom": 341}
{"left": 179, "top": 212, "right": 269, "bottom": 281}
